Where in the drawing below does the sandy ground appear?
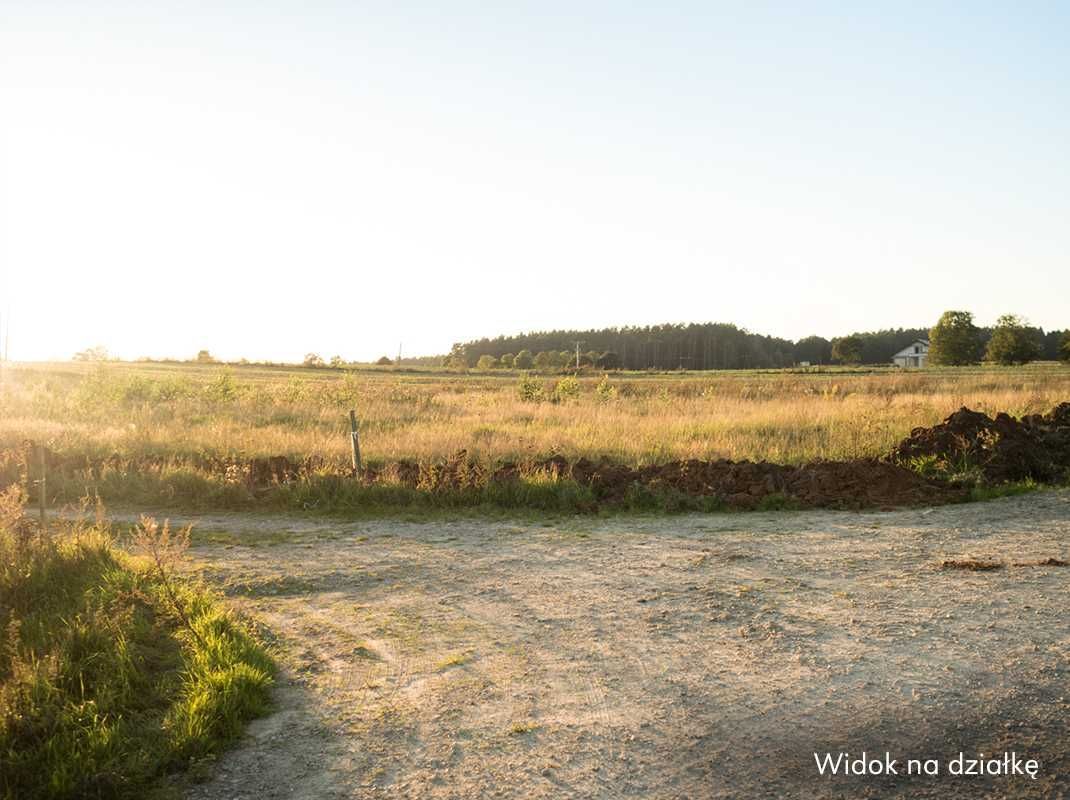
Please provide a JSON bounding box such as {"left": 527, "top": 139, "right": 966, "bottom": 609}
{"left": 152, "top": 490, "right": 1070, "bottom": 799}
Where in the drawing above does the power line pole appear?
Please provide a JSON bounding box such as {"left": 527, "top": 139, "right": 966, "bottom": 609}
{"left": 573, "top": 340, "right": 584, "bottom": 370}
{"left": 396, "top": 342, "right": 402, "bottom": 367}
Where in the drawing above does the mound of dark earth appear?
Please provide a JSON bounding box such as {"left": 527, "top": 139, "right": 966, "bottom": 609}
{"left": 890, "top": 402, "right": 1070, "bottom": 483}
{"left": 377, "top": 450, "right": 965, "bottom": 510}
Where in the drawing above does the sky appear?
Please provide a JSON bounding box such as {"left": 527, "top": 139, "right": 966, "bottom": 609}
{"left": 1, "top": 1, "right": 1068, "bottom": 362}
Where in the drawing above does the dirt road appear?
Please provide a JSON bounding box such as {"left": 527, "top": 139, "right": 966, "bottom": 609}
{"left": 166, "top": 490, "right": 1070, "bottom": 799}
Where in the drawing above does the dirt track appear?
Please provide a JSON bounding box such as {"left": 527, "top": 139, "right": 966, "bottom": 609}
{"left": 166, "top": 491, "right": 1070, "bottom": 799}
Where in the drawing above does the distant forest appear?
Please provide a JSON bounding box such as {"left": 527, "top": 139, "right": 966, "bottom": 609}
{"left": 451, "top": 322, "right": 1068, "bottom": 370}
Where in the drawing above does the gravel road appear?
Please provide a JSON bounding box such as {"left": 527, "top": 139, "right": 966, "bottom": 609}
{"left": 158, "top": 490, "right": 1070, "bottom": 799}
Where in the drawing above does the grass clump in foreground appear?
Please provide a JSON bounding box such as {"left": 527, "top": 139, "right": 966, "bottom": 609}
{"left": 0, "top": 490, "right": 275, "bottom": 800}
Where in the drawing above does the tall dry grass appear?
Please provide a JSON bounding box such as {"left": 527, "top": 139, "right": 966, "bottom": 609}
{"left": 2, "top": 361, "right": 1068, "bottom": 468}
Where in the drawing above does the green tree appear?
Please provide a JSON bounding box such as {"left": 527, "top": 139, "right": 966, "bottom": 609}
{"left": 514, "top": 350, "right": 534, "bottom": 369}
{"left": 831, "top": 335, "right": 863, "bottom": 365}
{"left": 597, "top": 351, "right": 621, "bottom": 370}
{"left": 793, "top": 335, "right": 831, "bottom": 365}
{"left": 476, "top": 354, "right": 499, "bottom": 370}
{"left": 329, "top": 355, "right": 345, "bottom": 368}
{"left": 74, "top": 345, "right": 109, "bottom": 362}
{"left": 1060, "top": 331, "right": 1070, "bottom": 362}
{"left": 303, "top": 353, "right": 325, "bottom": 367}
{"left": 985, "top": 314, "right": 1042, "bottom": 365}
{"left": 929, "top": 311, "right": 981, "bottom": 366}
{"left": 533, "top": 351, "right": 557, "bottom": 370}
{"left": 375, "top": 356, "right": 393, "bottom": 366}
{"left": 195, "top": 349, "right": 215, "bottom": 363}
{"left": 499, "top": 353, "right": 515, "bottom": 368}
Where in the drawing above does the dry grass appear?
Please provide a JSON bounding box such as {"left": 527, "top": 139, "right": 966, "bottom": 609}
{"left": 1, "top": 361, "right": 1068, "bottom": 469}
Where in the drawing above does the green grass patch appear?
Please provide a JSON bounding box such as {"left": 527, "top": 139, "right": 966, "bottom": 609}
{"left": 967, "top": 479, "right": 1042, "bottom": 502}
{"left": 0, "top": 497, "right": 275, "bottom": 800}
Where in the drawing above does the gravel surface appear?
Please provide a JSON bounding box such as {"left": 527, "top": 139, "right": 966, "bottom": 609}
{"left": 151, "top": 490, "right": 1070, "bottom": 799}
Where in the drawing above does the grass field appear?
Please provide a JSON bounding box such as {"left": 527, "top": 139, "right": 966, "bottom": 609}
{"left": 1, "top": 361, "right": 1067, "bottom": 513}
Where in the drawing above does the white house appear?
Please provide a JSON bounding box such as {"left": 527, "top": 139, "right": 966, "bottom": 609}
{"left": 892, "top": 339, "right": 929, "bottom": 368}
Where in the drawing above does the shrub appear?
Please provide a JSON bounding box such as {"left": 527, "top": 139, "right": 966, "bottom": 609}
{"left": 499, "top": 353, "right": 515, "bottom": 368}
{"left": 553, "top": 376, "right": 581, "bottom": 402}
{"left": 0, "top": 500, "right": 274, "bottom": 799}
{"left": 517, "top": 374, "right": 544, "bottom": 402}
{"left": 303, "top": 353, "right": 325, "bottom": 368}
{"left": 513, "top": 350, "right": 534, "bottom": 369}
{"left": 595, "top": 374, "right": 617, "bottom": 402}
{"left": 375, "top": 356, "right": 393, "bottom": 366}
{"left": 476, "top": 355, "right": 499, "bottom": 370}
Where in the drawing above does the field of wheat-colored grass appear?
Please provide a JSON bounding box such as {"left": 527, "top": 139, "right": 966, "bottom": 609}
{"left": 2, "top": 361, "right": 1068, "bottom": 469}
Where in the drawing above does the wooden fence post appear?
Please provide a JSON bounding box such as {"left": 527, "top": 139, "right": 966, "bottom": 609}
{"left": 38, "top": 444, "right": 47, "bottom": 534}
{"left": 349, "top": 410, "right": 363, "bottom": 476}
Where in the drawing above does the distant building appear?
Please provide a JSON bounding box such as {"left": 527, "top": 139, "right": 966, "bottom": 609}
{"left": 892, "top": 339, "right": 929, "bottom": 368}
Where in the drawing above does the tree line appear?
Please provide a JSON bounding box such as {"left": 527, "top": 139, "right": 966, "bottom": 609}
{"left": 450, "top": 318, "right": 1069, "bottom": 370}
{"left": 72, "top": 315, "right": 1070, "bottom": 370}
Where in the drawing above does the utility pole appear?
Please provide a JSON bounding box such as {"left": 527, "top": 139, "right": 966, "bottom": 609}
{"left": 573, "top": 340, "right": 584, "bottom": 370}
{"left": 396, "top": 342, "right": 402, "bottom": 367}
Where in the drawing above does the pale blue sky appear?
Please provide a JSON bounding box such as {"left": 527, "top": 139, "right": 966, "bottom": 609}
{"left": 1, "top": 2, "right": 1067, "bottom": 361}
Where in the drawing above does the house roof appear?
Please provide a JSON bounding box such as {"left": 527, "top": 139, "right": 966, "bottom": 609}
{"left": 892, "top": 339, "right": 930, "bottom": 358}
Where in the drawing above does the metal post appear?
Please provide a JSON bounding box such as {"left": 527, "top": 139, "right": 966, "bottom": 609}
{"left": 349, "top": 410, "right": 363, "bottom": 475}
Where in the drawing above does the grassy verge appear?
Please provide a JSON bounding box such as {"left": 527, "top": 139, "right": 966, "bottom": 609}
{"left": 0, "top": 490, "right": 275, "bottom": 800}
{"left": 30, "top": 467, "right": 748, "bottom": 516}
{"left": 13, "top": 459, "right": 1059, "bottom": 518}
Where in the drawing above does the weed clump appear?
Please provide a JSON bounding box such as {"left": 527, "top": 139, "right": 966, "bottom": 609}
{"left": 0, "top": 495, "right": 274, "bottom": 800}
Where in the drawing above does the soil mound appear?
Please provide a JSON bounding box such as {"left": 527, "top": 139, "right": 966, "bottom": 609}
{"left": 890, "top": 403, "right": 1070, "bottom": 483}
{"left": 531, "top": 456, "right": 961, "bottom": 510}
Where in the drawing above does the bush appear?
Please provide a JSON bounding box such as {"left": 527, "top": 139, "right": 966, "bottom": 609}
{"left": 595, "top": 374, "right": 617, "bottom": 402}
{"left": 499, "top": 353, "right": 515, "bottom": 368}
{"left": 513, "top": 350, "right": 534, "bottom": 369}
{"left": 517, "top": 374, "right": 544, "bottom": 402}
{"left": 476, "top": 355, "right": 499, "bottom": 370}
{"left": 375, "top": 356, "right": 393, "bottom": 366}
{"left": 553, "top": 376, "right": 581, "bottom": 402}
